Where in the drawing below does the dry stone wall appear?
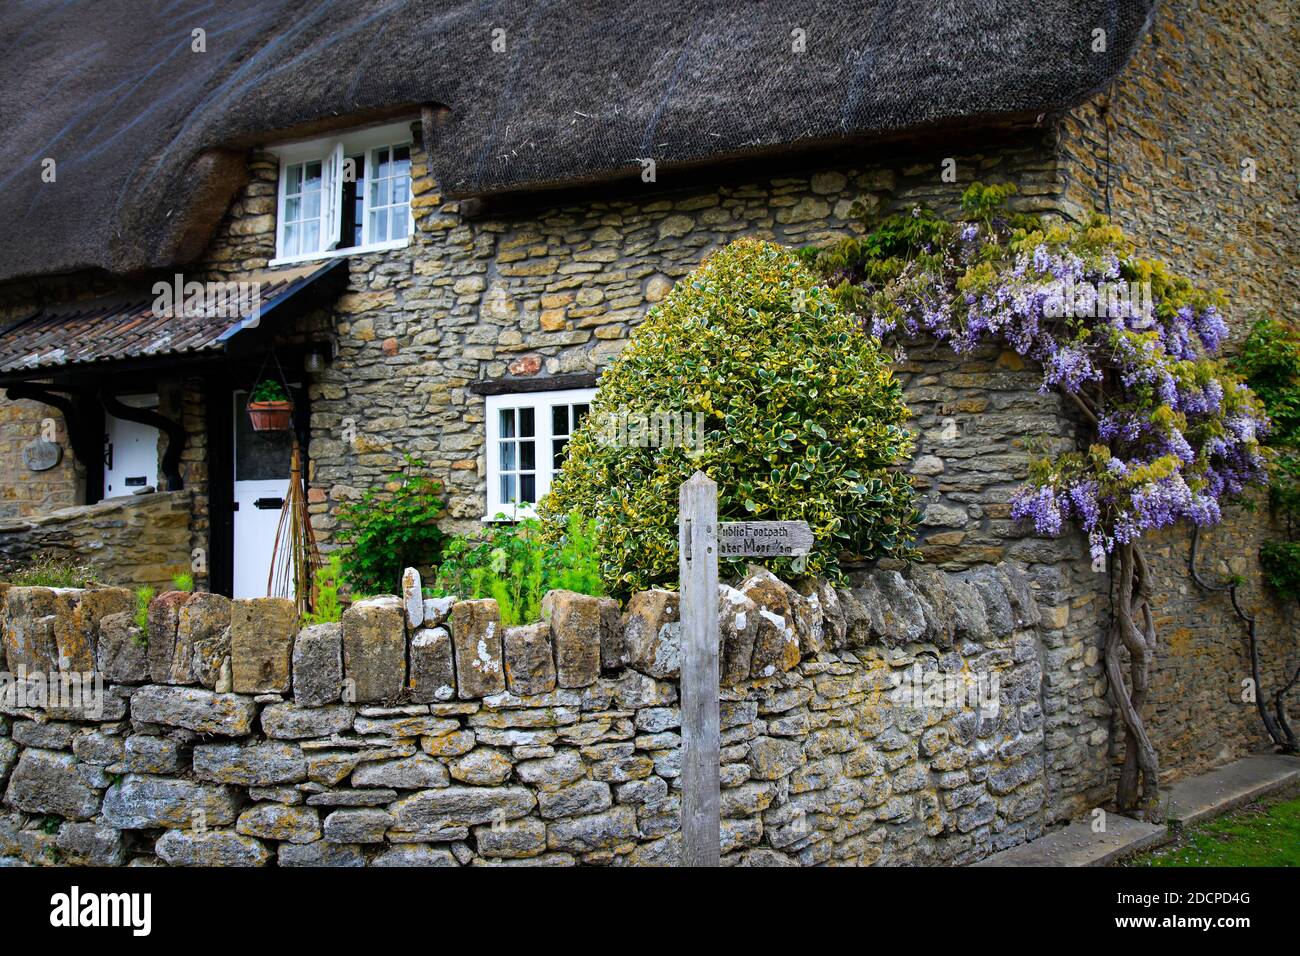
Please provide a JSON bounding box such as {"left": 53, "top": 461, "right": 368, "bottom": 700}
{"left": 0, "top": 562, "right": 1050, "bottom": 866}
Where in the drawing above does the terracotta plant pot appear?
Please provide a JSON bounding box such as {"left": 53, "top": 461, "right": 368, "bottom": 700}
{"left": 248, "top": 400, "right": 294, "bottom": 432}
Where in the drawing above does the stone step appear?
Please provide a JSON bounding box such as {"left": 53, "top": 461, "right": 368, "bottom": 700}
{"left": 1166, "top": 753, "right": 1300, "bottom": 827}
{"left": 973, "top": 814, "right": 1169, "bottom": 867}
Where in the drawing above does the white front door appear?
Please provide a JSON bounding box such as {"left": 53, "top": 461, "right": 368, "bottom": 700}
{"left": 232, "top": 391, "right": 294, "bottom": 599}
{"left": 103, "top": 394, "right": 160, "bottom": 498}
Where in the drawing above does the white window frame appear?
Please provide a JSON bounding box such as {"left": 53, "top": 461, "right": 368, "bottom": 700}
{"left": 484, "top": 388, "right": 596, "bottom": 521}
{"left": 268, "top": 120, "right": 416, "bottom": 266}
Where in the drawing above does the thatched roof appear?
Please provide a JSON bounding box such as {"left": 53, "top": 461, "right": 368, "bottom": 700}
{"left": 0, "top": 0, "right": 1155, "bottom": 282}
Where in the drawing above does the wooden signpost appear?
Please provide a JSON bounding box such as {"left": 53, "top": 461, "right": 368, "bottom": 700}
{"left": 677, "top": 471, "right": 811, "bottom": 867}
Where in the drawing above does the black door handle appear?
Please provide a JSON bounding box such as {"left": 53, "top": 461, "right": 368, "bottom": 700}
{"left": 254, "top": 497, "right": 285, "bottom": 510}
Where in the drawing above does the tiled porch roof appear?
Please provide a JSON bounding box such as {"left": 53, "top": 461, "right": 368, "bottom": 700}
{"left": 0, "top": 260, "right": 342, "bottom": 376}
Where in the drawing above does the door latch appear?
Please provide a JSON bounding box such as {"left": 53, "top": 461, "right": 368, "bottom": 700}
{"left": 253, "top": 497, "right": 285, "bottom": 510}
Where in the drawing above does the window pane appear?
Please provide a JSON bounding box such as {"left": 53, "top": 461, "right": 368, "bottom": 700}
{"left": 371, "top": 208, "right": 388, "bottom": 241}
{"left": 392, "top": 205, "right": 409, "bottom": 239}
{"left": 393, "top": 177, "right": 409, "bottom": 204}
{"left": 304, "top": 161, "right": 322, "bottom": 186}
{"left": 499, "top": 408, "right": 515, "bottom": 438}
{"left": 284, "top": 223, "right": 300, "bottom": 255}
{"left": 520, "top": 474, "right": 536, "bottom": 503}
{"left": 373, "top": 177, "right": 390, "bottom": 207}
{"left": 553, "top": 438, "right": 567, "bottom": 470}
{"left": 500, "top": 474, "right": 516, "bottom": 503}
{"left": 303, "top": 220, "right": 319, "bottom": 253}
{"left": 499, "top": 440, "right": 516, "bottom": 472}
{"left": 520, "top": 408, "right": 534, "bottom": 437}
{"left": 286, "top": 164, "right": 302, "bottom": 193}
{"left": 552, "top": 405, "right": 567, "bottom": 436}
{"left": 285, "top": 195, "right": 301, "bottom": 223}
{"left": 520, "top": 440, "right": 535, "bottom": 471}
{"left": 303, "top": 190, "right": 321, "bottom": 220}
{"left": 393, "top": 144, "right": 410, "bottom": 166}
{"left": 574, "top": 404, "right": 589, "bottom": 427}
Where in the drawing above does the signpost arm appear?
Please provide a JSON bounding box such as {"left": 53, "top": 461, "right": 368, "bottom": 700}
{"left": 679, "top": 471, "right": 720, "bottom": 866}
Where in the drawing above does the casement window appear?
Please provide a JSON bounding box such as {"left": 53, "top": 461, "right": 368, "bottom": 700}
{"left": 484, "top": 388, "right": 596, "bottom": 520}
{"left": 268, "top": 121, "right": 414, "bottom": 265}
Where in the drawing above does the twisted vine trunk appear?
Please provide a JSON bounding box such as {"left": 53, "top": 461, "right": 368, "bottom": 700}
{"left": 1104, "top": 541, "right": 1161, "bottom": 820}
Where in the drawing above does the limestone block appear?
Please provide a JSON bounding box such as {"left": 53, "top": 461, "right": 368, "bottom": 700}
{"left": 449, "top": 599, "right": 505, "bottom": 699}
{"left": 541, "top": 590, "right": 601, "bottom": 688}
{"left": 146, "top": 591, "right": 189, "bottom": 683}
{"left": 1, "top": 586, "right": 60, "bottom": 672}
{"left": 236, "top": 804, "right": 320, "bottom": 844}
{"left": 129, "top": 685, "right": 256, "bottom": 735}
{"left": 230, "top": 597, "right": 297, "bottom": 694}
{"left": 402, "top": 568, "right": 424, "bottom": 629}
{"left": 341, "top": 596, "right": 406, "bottom": 702}
{"left": 739, "top": 569, "right": 803, "bottom": 677}
{"left": 155, "top": 829, "right": 270, "bottom": 866}
{"left": 293, "top": 622, "right": 343, "bottom": 706}
{"left": 3, "top": 747, "right": 101, "bottom": 820}
{"left": 718, "top": 585, "right": 759, "bottom": 685}
{"left": 622, "top": 590, "right": 680, "bottom": 679}
{"left": 178, "top": 591, "right": 232, "bottom": 687}
{"left": 503, "top": 621, "right": 556, "bottom": 695}
{"left": 409, "top": 625, "right": 456, "bottom": 703}
{"left": 192, "top": 742, "right": 306, "bottom": 786}
{"left": 260, "top": 702, "right": 354, "bottom": 739}
{"left": 598, "top": 597, "right": 626, "bottom": 671}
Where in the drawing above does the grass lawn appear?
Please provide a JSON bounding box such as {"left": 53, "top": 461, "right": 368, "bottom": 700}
{"left": 1124, "top": 789, "right": 1300, "bottom": 867}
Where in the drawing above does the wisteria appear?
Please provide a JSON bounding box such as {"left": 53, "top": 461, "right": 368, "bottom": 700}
{"left": 851, "top": 191, "right": 1271, "bottom": 566}
{"left": 809, "top": 182, "right": 1276, "bottom": 820}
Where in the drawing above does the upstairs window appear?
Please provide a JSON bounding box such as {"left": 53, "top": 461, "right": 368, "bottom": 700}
{"left": 485, "top": 388, "right": 595, "bottom": 520}
{"left": 269, "top": 121, "right": 414, "bottom": 265}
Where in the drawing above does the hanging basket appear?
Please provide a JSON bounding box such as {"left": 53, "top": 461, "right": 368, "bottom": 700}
{"left": 248, "top": 400, "right": 294, "bottom": 432}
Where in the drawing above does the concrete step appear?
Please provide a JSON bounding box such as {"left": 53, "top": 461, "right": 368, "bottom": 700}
{"left": 973, "top": 814, "right": 1168, "bottom": 867}
{"left": 1166, "top": 753, "right": 1300, "bottom": 827}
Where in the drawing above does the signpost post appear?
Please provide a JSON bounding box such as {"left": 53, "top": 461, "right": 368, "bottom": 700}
{"left": 677, "top": 471, "right": 812, "bottom": 866}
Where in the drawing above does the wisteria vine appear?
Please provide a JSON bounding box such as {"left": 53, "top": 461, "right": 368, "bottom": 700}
{"left": 804, "top": 183, "right": 1273, "bottom": 818}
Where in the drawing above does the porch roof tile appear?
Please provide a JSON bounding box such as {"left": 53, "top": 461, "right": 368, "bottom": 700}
{"left": 0, "top": 260, "right": 342, "bottom": 376}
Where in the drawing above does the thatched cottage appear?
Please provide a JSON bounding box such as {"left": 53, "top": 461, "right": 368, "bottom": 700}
{"left": 0, "top": 0, "right": 1295, "bottom": 806}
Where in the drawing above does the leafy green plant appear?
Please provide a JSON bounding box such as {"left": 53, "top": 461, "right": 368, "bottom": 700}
{"left": 1235, "top": 317, "right": 1300, "bottom": 447}
{"left": 540, "top": 237, "right": 916, "bottom": 595}
{"left": 1260, "top": 541, "right": 1300, "bottom": 598}
{"left": 132, "top": 586, "right": 154, "bottom": 645}
{"left": 336, "top": 455, "right": 447, "bottom": 595}
{"left": 302, "top": 554, "right": 344, "bottom": 625}
{"left": 250, "top": 379, "right": 290, "bottom": 403}
{"left": 2, "top": 553, "right": 95, "bottom": 588}
{"left": 433, "top": 513, "right": 604, "bottom": 625}
{"left": 1234, "top": 316, "right": 1300, "bottom": 600}
{"left": 171, "top": 571, "right": 194, "bottom": 593}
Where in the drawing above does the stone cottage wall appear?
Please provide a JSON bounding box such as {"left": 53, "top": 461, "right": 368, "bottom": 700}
{"left": 193, "top": 115, "right": 1292, "bottom": 808}
{"left": 197, "top": 128, "right": 1068, "bottom": 546}
{"left": 0, "top": 397, "right": 82, "bottom": 521}
{"left": 1, "top": 562, "right": 1056, "bottom": 867}
{"left": 0, "top": 491, "right": 193, "bottom": 590}
{"left": 1057, "top": 0, "right": 1300, "bottom": 786}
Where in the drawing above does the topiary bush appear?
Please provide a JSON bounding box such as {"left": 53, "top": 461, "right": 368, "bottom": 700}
{"left": 540, "top": 237, "right": 916, "bottom": 595}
